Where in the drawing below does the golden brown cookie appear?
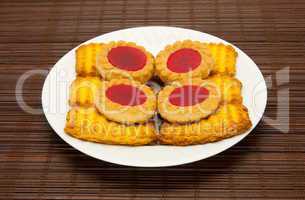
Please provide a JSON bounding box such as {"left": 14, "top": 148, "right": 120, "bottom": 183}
{"left": 159, "top": 103, "right": 252, "bottom": 145}
{"left": 155, "top": 40, "right": 214, "bottom": 83}
{"left": 207, "top": 74, "right": 243, "bottom": 104}
{"left": 69, "top": 76, "right": 103, "bottom": 107}
{"left": 76, "top": 43, "right": 104, "bottom": 76}
{"left": 205, "top": 43, "right": 237, "bottom": 76}
{"left": 65, "top": 107, "right": 157, "bottom": 146}
{"left": 96, "top": 41, "right": 154, "bottom": 83}
{"left": 158, "top": 78, "right": 221, "bottom": 123}
{"left": 96, "top": 79, "right": 157, "bottom": 124}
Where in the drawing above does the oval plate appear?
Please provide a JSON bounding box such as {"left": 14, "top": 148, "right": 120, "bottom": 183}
{"left": 42, "top": 26, "right": 267, "bottom": 167}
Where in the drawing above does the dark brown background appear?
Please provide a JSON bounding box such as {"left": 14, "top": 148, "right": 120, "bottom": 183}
{"left": 0, "top": 0, "right": 304, "bottom": 199}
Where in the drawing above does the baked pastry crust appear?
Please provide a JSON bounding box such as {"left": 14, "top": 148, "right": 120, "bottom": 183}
{"left": 76, "top": 43, "right": 104, "bottom": 76}
{"left": 65, "top": 106, "right": 157, "bottom": 146}
{"left": 205, "top": 43, "right": 237, "bottom": 76}
{"left": 159, "top": 103, "right": 252, "bottom": 145}
{"left": 207, "top": 74, "right": 243, "bottom": 104}
{"left": 155, "top": 40, "right": 214, "bottom": 83}
{"left": 96, "top": 79, "right": 157, "bottom": 124}
{"left": 96, "top": 41, "right": 154, "bottom": 83}
{"left": 158, "top": 78, "right": 221, "bottom": 123}
{"left": 69, "top": 76, "right": 103, "bottom": 107}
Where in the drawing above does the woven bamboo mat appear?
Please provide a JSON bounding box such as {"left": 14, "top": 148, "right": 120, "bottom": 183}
{"left": 0, "top": 0, "right": 304, "bottom": 199}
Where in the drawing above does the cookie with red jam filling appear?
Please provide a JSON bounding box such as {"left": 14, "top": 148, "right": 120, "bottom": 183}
{"left": 158, "top": 79, "right": 221, "bottom": 123}
{"left": 155, "top": 40, "right": 214, "bottom": 83}
{"left": 96, "top": 79, "right": 157, "bottom": 124}
{"left": 97, "top": 41, "right": 154, "bottom": 83}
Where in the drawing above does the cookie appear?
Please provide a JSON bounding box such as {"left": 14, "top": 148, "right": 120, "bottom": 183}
{"left": 158, "top": 78, "right": 221, "bottom": 123}
{"left": 96, "top": 41, "right": 154, "bottom": 83}
{"left": 159, "top": 103, "right": 252, "bottom": 145}
{"left": 207, "top": 74, "right": 243, "bottom": 104}
{"left": 155, "top": 40, "right": 214, "bottom": 83}
{"left": 65, "top": 106, "right": 157, "bottom": 146}
{"left": 69, "top": 76, "right": 103, "bottom": 106}
{"left": 76, "top": 43, "right": 104, "bottom": 76}
{"left": 96, "top": 79, "right": 157, "bottom": 124}
{"left": 206, "top": 43, "right": 237, "bottom": 76}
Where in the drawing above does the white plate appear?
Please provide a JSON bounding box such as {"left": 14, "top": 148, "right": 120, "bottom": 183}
{"left": 42, "top": 26, "right": 267, "bottom": 167}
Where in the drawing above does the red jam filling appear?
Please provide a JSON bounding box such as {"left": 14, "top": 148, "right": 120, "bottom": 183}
{"left": 169, "top": 85, "right": 209, "bottom": 107}
{"left": 167, "top": 48, "right": 201, "bottom": 73}
{"left": 107, "top": 46, "right": 147, "bottom": 71}
{"left": 106, "top": 84, "right": 147, "bottom": 106}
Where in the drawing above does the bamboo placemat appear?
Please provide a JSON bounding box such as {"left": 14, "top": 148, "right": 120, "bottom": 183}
{"left": 0, "top": 0, "right": 304, "bottom": 199}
